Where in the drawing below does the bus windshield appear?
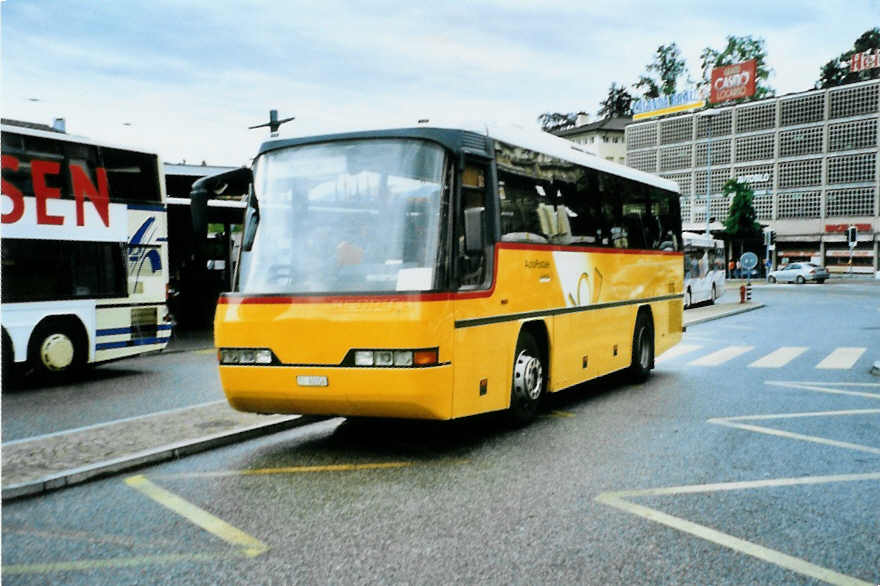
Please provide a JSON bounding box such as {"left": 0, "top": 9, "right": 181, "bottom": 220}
{"left": 238, "top": 139, "right": 448, "bottom": 294}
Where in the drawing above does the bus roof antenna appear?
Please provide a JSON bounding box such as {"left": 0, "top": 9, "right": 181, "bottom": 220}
{"left": 249, "top": 109, "right": 295, "bottom": 136}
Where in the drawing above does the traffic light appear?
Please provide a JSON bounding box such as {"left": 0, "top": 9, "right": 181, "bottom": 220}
{"left": 769, "top": 229, "right": 776, "bottom": 245}
{"left": 764, "top": 229, "right": 776, "bottom": 246}
{"left": 847, "top": 226, "right": 857, "bottom": 246}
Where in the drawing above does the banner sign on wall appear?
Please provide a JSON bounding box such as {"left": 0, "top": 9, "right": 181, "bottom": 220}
{"left": 851, "top": 50, "right": 880, "bottom": 73}
{"left": 632, "top": 89, "right": 706, "bottom": 121}
{"left": 710, "top": 59, "right": 757, "bottom": 103}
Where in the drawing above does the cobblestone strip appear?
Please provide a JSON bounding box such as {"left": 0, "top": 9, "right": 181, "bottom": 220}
{"left": 2, "top": 403, "right": 316, "bottom": 500}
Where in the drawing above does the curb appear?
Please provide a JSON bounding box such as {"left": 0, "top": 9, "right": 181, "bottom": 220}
{"left": 2, "top": 415, "right": 324, "bottom": 502}
{"left": 683, "top": 303, "right": 765, "bottom": 327}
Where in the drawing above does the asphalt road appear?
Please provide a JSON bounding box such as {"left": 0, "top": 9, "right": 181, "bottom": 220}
{"left": 3, "top": 281, "right": 879, "bottom": 584}
{"left": 1, "top": 345, "right": 222, "bottom": 442}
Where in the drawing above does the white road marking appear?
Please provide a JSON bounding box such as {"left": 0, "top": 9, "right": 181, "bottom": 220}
{"left": 766, "top": 381, "right": 880, "bottom": 400}
{"left": 816, "top": 347, "right": 866, "bottom": 369}
{"left": 596, "top": 472, "right": 880, "bottom": 586}
{"left": 748, "top": 347, "right": 808, "bottom": 368}
{"left": 656, "top": 344, "right": 702, "bottom": 363}
{"left": 709, "top": 409, "right": 880, "bottom": 455}
{"left": 688, "top": 345, "right": 754, "bottom": 366}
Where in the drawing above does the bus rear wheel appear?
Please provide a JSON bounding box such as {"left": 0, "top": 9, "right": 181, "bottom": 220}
{"left": 28, "top": 320, "right": 86, "bottom": 380}
{"left": 507, "top": 331, "right": 545, "bottom": 425}
{"left": 629, "top": 312, "right": 654, "bottom": 383}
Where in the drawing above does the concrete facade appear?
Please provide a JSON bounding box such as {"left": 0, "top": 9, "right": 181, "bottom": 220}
{"left": 625, "top": 80, "right": 879, "bottom": 274}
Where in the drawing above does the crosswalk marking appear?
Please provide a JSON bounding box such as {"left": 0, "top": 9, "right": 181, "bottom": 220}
{"left": 688, "top": 345, "right": 754, "bottom": 366}
{"left": 656, "top": 344, "right": 702, "bottom": 363}
{"left": 815, "top": 347, "right": 867, "bottom": 369}
{"left": 748, "top": 347, "right": 808, "bottom": 368}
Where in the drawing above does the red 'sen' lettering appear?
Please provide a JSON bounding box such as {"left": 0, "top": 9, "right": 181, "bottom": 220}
{"left": 31, "top": 160, "right": 64, "bottom": 226}
{"left": 1, "top": 155, "right": 25, "bottom": 224}
{"left": 70, "top": 164, "right": 110, "bottom": 226}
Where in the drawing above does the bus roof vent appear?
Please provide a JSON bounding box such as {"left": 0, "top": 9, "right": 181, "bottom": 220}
{"left": 460, "top": 132, "right": 489, "bottom": 156}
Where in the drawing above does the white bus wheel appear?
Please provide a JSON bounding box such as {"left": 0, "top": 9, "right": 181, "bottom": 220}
{"left": 28, "top": 321, "right": 86, "bottom": 379}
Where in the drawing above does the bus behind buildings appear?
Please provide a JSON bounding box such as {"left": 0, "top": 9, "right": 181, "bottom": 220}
{"left": 1, "top": 123, "right": 171, "bottom": 379}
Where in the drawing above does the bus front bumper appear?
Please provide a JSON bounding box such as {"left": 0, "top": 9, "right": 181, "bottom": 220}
{"left": 219, "top": 364, "right": 454, "bottom": 420}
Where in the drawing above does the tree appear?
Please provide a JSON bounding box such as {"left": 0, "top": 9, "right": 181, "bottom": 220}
{"left": 699, "top": 35, "right": 774, "bottom": 101}
{"left": 635, "top": 43, "right": 688, "bottom": 98}
{"left": 597, "top": 83, "right": 634, "bottom": 118}
{"left": 816, "top": 27, "right": 880, "bottom": 88}
{"left": 723, "top": 179, "right": 763, "bottom": 261}
{"left": 537, "top": 112, "right": 579, "bottom": 132}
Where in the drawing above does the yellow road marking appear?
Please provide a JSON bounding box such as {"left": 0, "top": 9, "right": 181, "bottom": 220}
{"left": 2, "top": 552, "right": 240, "bottom": 575}
{"left": 748, "top": 347, "right": 808, "bottom": 368}
{"left": 124, "top": 475, "right": 267, "bottom": 556}
{"left": 549, "top": 410, "right": 575, "bottom": 418}
{"left": 597, "top": 474, "right": 879, "bottom": 586}
{"left": 195, "top": 349, "right": 216, "bottom": 355}
{"left": 154, "top": 461, "right": 413, "bottom": 480}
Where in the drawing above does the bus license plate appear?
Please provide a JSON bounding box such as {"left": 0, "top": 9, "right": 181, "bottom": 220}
{"left": 297, "top": 375, "right": 328, "bottom": 387}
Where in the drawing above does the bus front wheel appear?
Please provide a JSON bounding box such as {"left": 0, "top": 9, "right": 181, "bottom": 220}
{"left": 28, "top": 319, "right": 86, "bottom": 379}
{"left": 629, "top": 312, "right": 654, "bottom": 383}
{"left": 508, "top": 331, "right": 545, "bottom": 425}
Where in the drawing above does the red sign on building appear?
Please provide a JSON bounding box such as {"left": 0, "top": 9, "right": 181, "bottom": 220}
{"left": 825, "top": 223, "right": 871, "bottom": 233}
{"left": 851, "top": 50, "right": 880, "bottom": 72}
{"left": 710, "top": 59, "right": 757, "bottom": 103}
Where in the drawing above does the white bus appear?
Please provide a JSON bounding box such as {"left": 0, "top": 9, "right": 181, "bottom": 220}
{"left": 682, "top": 232, "right": 725, "bottom": 308}
{"left": 1, "top": 123, "right": 172, "bottom": 379}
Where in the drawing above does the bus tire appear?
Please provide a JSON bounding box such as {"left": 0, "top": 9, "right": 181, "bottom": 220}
{"left": 507, "top": 331, "right": 545, "bottom": 425}
{"left": 629, "top": 312, "right": 654, "bottom": 383}
{"left": 28, "top": 318, "right": 87, "bottom": 380}
{"left": 2, "top": 328, "right": 14, "bottom": 383}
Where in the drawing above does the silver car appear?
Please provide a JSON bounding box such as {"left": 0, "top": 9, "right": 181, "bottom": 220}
{"left": 767, "top": 262, "right": 830, "bottom": 284}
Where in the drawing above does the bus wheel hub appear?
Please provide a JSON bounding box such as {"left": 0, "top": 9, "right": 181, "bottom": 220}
{"left": 514, "top": 351, "right": 543, "bottom": 400}
{"left": 40, "top": 334, "right": 74, "bottom": 371}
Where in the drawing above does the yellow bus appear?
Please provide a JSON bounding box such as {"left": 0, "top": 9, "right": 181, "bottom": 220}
{"left": 191, "top": 124, "right": 683, "bottom": 423}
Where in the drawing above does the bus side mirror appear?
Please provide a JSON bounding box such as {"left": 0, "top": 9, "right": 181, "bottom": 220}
{"left": 242, "top": 188, "right": 259, "bottom": 252}
{"left": 464, "top": 206, "right": 486, "bottom": 254}
{"left": 190, "top": 166, "right": 254, "bottom": 253}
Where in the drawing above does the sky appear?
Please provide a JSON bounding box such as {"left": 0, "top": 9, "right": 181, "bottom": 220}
{"left": 2, "top": 0, "right": 878, "bottom": 167}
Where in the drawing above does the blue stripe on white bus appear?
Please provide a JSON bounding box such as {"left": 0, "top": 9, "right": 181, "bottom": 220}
{"left": 96, "top": 324, "right": 172, "bottom": 336}
{"left": 95, "top": 337, "right": 170, "bottom": 350}
{"left": 127, "top": 203, "right": 166, "bottom": 211}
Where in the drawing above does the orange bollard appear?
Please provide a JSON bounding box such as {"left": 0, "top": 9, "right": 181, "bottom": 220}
{"left": 739, "top": 285, "right": 746, "bottom": 303}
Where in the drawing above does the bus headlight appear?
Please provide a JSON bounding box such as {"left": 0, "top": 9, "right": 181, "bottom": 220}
{"left": 219, "top": 348, "right": 274, "bottom": 365}
{"left": 347, "top": 348, "right": 438, "bottom": 367}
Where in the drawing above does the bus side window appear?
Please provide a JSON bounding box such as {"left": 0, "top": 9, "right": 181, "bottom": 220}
{"left": 497, "top": 169, "right": 547, "bottom": 244}
{"left": 458, "top": 164, "right": 489, "bottom": 287}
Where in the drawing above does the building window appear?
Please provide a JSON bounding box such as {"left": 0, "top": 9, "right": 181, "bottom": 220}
{"left": 826, "top": 187, "right": 875, "bottom": 217}
{"left": 735, "top": 133, "right": 775, "bottom": 162}
{"left": 827, "top": 153, "right": 876, "bottom": 184}
{"left": 829, "top": 84, "right": 879, "bottom": 119}
{"left": 777, "top": 191, "right": 821, "bottom": 219}
{"left": 829, "top": 119, "right": 877, "bottom": 152}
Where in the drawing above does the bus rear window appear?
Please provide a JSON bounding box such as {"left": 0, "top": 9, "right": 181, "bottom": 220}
{"left": 1, "top": 239, "right": 127, "bottom": 302}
